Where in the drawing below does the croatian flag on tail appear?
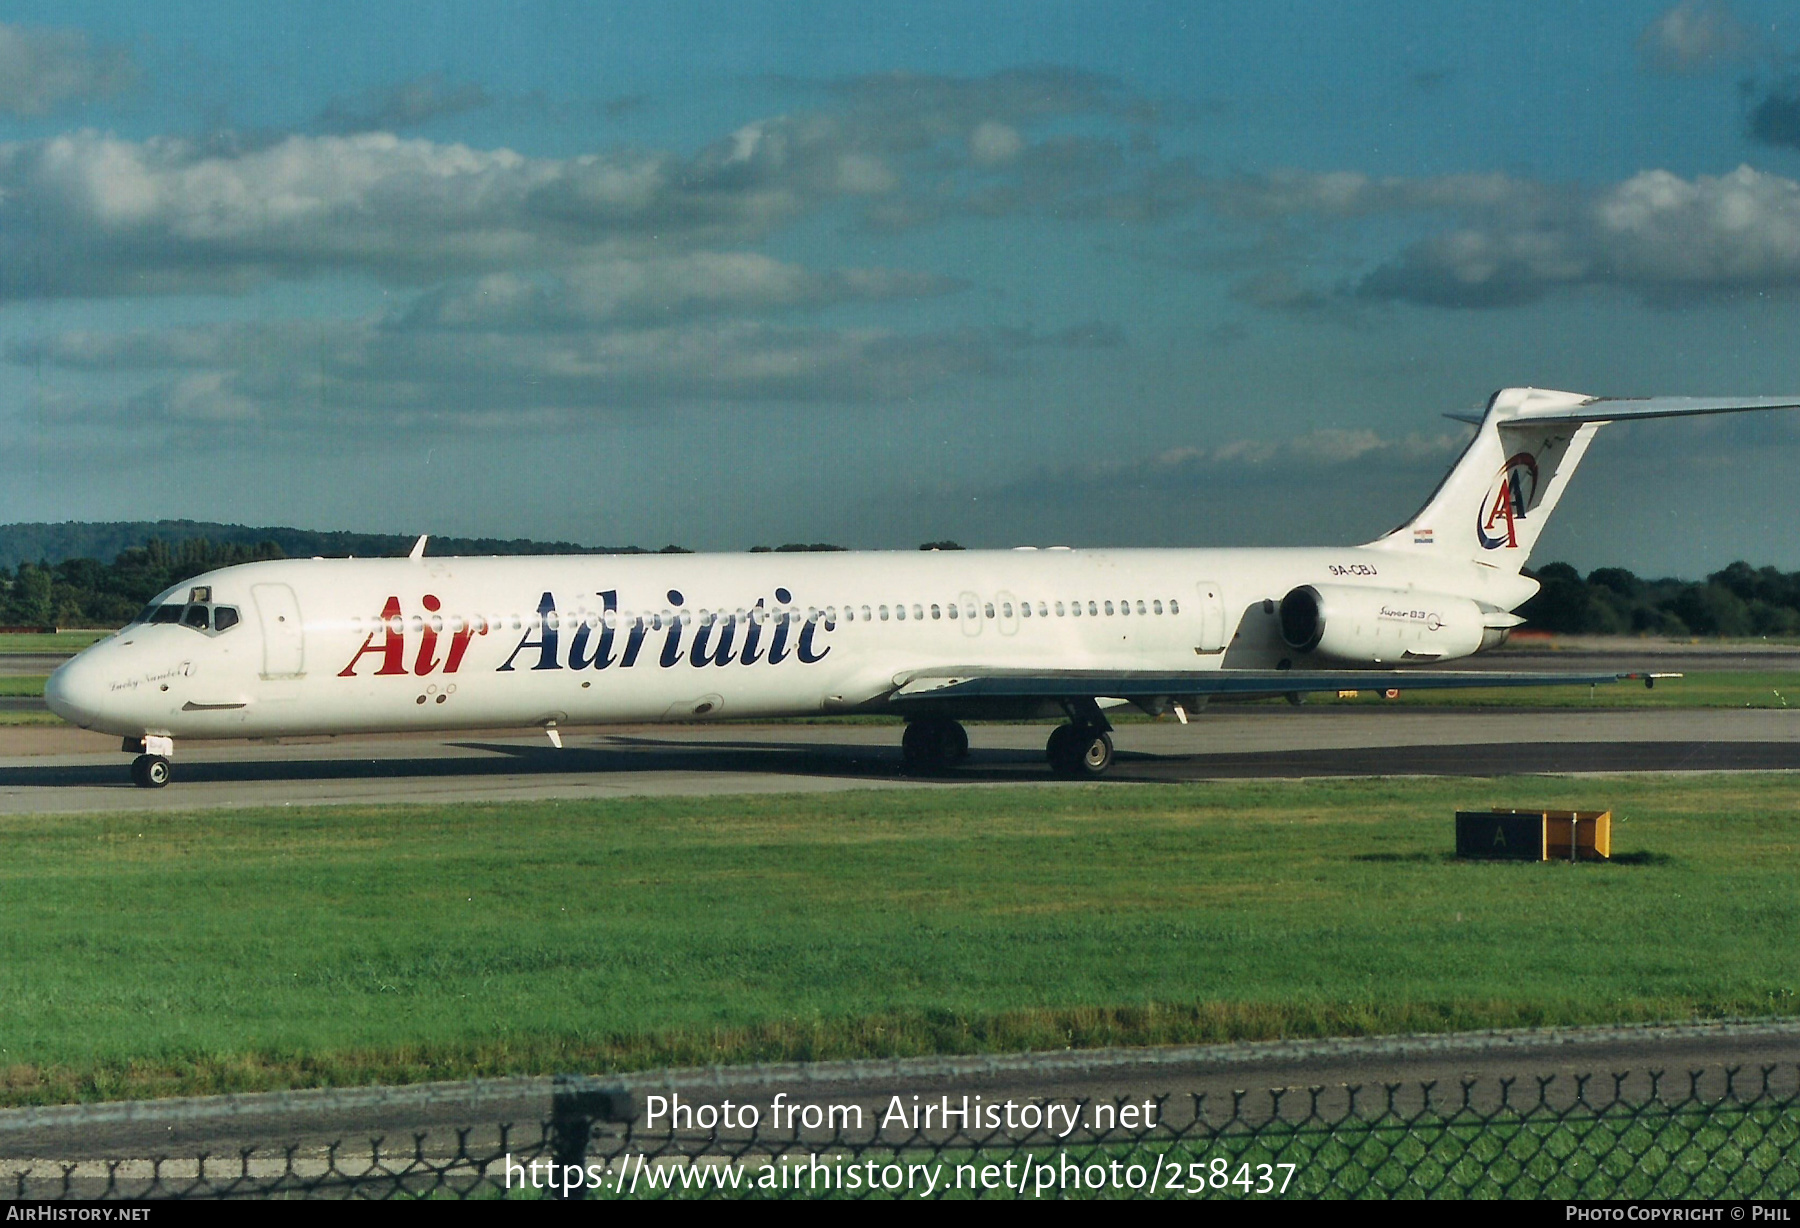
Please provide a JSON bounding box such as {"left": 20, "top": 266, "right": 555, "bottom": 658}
{"left": 1414, "top": 528, "right": 1434, "bottom": 545}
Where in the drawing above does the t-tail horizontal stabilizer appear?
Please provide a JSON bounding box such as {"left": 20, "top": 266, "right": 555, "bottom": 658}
{"left": 1372, "top": 387, "right": 1800, "bottom": 572}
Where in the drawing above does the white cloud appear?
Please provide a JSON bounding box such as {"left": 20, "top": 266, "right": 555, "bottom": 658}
{"left": 1203, "top": 165, "right": 1800, "bottom": 308}
{"left": 0, "top": 66, "right": 1203, "bottom": 302}
{"left": 398, "top": 254, "right": 961, "bottom": 330}
{"left": 317, "top": 75, "right": 492, "bottom": 133}
{"left": 1362, "top": 166, "right": 1800, "bottom": 306}
{"left": 13, "top": 312, "right": 1113, "bottom": 431}
{"left": 1637, "top": 1, "right": 1761, "bottom": 74}
{"left": 0, "top": 67, "right": 1171, "bottom": 438}
{"left": 968, "top": 121, "right": 1024, "bottom": 166}
{"left": 0, "top": 24, "right": 132, "bottom": 116}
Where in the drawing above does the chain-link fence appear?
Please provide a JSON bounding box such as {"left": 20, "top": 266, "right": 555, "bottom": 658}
{"left": 8, "top": 1064, "right": 1798, "bottom": 1199}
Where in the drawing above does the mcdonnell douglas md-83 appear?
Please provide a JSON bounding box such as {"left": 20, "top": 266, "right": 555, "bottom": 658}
{"left": 43, "top": 387, "right": 1800, "bottom": 787}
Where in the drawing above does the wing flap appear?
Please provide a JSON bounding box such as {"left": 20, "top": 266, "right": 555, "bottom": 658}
{"left": 890, "top": 668, "right": 1673, "bottom": 702}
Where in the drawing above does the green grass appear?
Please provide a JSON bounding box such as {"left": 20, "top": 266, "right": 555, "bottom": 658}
{"left": 0, "top": 675, "right": 47, "bottom": 697}
{"left": 0, "top": 776, "right": 1796, "bottom": 1105}
{"left": 614, "top": 1107, "right": 1800, "bottom": 1199}
{"left": 0, "top": 631, "right": 109, "bottom": 654}
{"left": 1311, "top": 670, "right": 1800, "bottom": 709}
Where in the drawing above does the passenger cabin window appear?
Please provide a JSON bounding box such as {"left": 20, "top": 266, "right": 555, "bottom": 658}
{"left": 912, "top": 604, "right": 924, "bottom": 621}
{"left": 1169, "top": 599, "right": 1180, "bottom": 614}
{"left": 896, "top": 604, "right": 906, "bottom": 621}
{"left": 946, "top": 603, "right": 957, "bottom": 619}
{"left": 1104, "top": 601, "right": 1115, "bottom": 616}
{"left": 1153, "top": 600, "right": 1163, "bottom": 615}
{"left": 984, "top": 602, "right": 995, "bottom": 619}
{"left": 1088, "top": 601, "right": 1099, "bottom": 616}
{"left": 931, "top": 604, "right": 942, "bottom": 619}
{"left": 1056, "top": 601, "right": 1066, "bottom": 616}
{"left": 1070, "top": 601, "right": 1081, "bottom": 617}
{"left": 1136, "top": 600, "right": 1147, "bottom": 615}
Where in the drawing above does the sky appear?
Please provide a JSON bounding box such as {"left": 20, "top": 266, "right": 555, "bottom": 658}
{"left": 5, "top": 1, "right": 1800, "bottom": 575}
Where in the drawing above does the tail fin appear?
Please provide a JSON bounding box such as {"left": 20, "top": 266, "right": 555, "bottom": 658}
{"left": 1369, "top": 387, "right": 1800, "bottom": 571}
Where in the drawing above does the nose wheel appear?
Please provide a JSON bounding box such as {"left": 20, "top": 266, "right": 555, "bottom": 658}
{"left": 129, "top": 753, "right": 171, "bottom": 788}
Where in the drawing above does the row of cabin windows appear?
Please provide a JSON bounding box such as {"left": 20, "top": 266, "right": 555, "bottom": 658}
{"left": 346, "top": 597, "right": 1183, "bottom": 637}
{"left": 351, "top": 608, "right": 813, "bottom": 635}
{"left": 841, "top": 597, "right": 1180, "bottom": 622}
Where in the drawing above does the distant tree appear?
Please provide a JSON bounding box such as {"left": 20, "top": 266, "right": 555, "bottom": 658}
{"left": 1587, "top": 567, "right": 1644, "bottom": 600}
{"left": 2, "top": 563, "right": 53, "bottom": 628}
{"left": 1667, "top": 584, "right": 1752, "bottom": 637}
{"left": 919, "top": 541, "right": 965, "bottom": 551}
{"left": 1518, "top": 563, "right": 1593, "bottom": 633}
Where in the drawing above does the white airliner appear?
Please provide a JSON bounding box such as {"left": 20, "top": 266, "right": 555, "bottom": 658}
{"left": 43, "top": 387, "right": 1800, "bottom": 787}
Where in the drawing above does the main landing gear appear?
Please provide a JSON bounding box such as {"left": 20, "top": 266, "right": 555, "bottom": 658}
{"left": 901, "top": 716, "right": 970, "bottom": 774}
{"left": 1045, "top": 698, "right": 1115, "bottom": 777}
{"left": 124, "top": 736, "right": 174, "bottom": 788}
{"left": 1046, "top": 724, "right": 1113, "bottom": 777}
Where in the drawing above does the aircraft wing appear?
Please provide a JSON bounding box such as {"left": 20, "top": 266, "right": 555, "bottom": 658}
{"left": 890, "top": 668, "right": 1674, "bottom": 703}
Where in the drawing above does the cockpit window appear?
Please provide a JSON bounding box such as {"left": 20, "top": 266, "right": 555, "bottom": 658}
{"left": 136, "top": 599, "right": 240, "bottom": 633}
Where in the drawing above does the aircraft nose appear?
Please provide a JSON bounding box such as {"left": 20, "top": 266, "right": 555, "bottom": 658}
{"left": 44, "top": 654, "right": 106, "bottom": 729}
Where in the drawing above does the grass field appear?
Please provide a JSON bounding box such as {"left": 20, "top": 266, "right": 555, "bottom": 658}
{"left": 0, "top": 776, "right": 1795, "bottom": 1105}
{"left": 0, "top": 631, "right": 108, "bottom": 654}
{"left": 1316, "top": 670, "right": 1800, "bottom": 709}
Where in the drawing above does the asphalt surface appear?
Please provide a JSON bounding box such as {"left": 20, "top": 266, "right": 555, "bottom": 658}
{"left": 0, "top": 653, "right": 65, "bottom": 678}
{"left": 4, "top": 707, "right": 1800, "bottom": 813}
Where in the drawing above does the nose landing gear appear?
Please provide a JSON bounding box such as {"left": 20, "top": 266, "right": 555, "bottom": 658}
{"left": 130, "top": 755, "right": 171, "bottom": 788}
{"left": 124, "top": 736, "right": 175, "bottom": 788}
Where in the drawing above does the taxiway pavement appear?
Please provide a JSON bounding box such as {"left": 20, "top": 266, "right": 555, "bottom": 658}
{"left": 3, "top": 707, "right": 1798, "bottom": 815}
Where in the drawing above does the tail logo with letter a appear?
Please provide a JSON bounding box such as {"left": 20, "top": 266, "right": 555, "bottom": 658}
{"left": 1476, "top": 452, "right": 1539, "bottom": 550}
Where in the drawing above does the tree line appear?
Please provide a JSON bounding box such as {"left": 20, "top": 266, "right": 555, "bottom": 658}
{"left": 22, "top": 541, "right": 1767, "bottom": 637}
{"left": 1520, "top": 561, "right": 1800, "bottom": 637}
{"left": 0, "top": 538, "right": 962, "bottom": 629}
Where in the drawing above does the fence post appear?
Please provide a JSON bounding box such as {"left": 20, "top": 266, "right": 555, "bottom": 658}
{"left": 550, "top": 1076, "right": 636, "bottom": 1201}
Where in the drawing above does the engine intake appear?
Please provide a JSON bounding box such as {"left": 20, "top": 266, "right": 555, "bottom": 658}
{"left": 1276, "top": 584, "right": 1495, "bottom": 664}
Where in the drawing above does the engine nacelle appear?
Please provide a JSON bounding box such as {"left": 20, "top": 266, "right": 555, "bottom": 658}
{"left": 1277, "top": 584, "right": 1504, "bottom": 664}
